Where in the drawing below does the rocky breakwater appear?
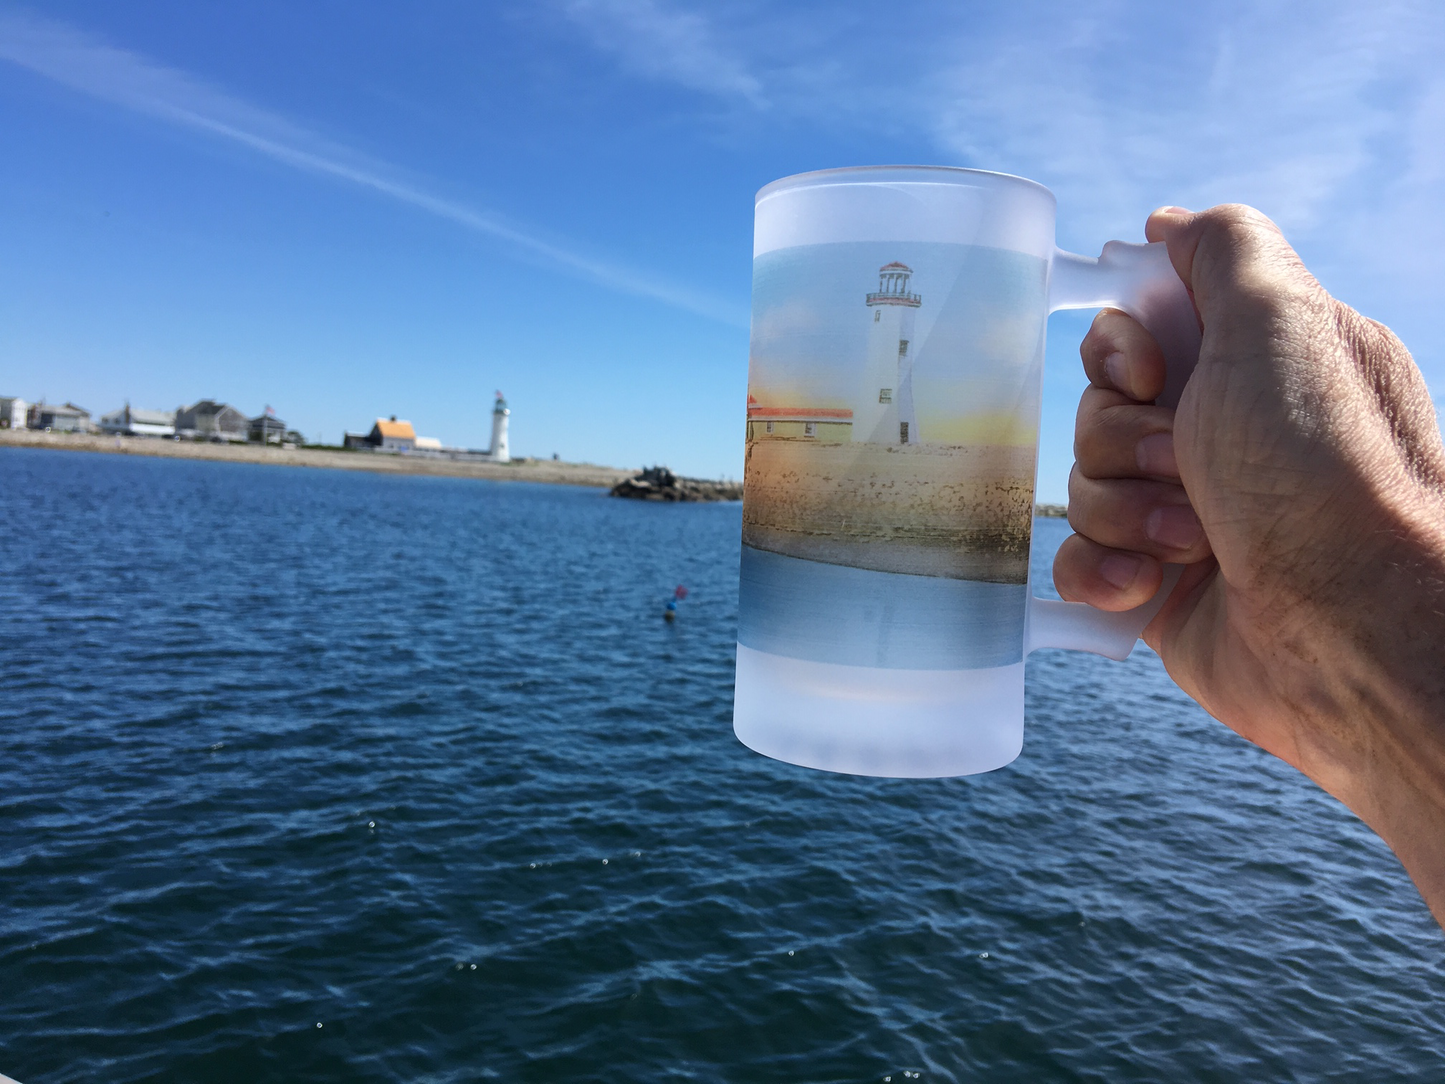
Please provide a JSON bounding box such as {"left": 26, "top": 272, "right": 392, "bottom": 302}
{"left": 610, "top": 466, "right": 742, "bottom": 502}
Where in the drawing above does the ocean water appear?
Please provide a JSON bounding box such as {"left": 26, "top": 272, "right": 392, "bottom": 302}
{"left": 1, "top": 446, "right": 1443, "bottom": 1083}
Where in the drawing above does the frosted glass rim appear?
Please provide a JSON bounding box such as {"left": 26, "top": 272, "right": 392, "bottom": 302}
{"left": 755, "top": 165, "right": 1057, "bottom": 206}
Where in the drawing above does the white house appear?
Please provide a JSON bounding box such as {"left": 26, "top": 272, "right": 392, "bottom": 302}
{"left": 176, "top": 400, "right": 248, "bottom": 441}
{"left": 247, "top": 409, "right": 287, "bottom": 444}
{"left": 28, "top": 401, "right": 92, "bottom": 433}
{"left": 0, "top": 397, "right": 27, "bottom": 429}
{"left": 854, "top": 261, "right": 921, "bottom": 445}
{"left": 100, "top": 404, "right": 176, "bottom": 437}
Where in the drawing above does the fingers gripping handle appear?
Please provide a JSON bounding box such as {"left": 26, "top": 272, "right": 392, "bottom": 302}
{"left": 1026, "top": 241, "right": 1201, "bottom": 658}
{"left": 1050, "top": 241, "right": 1200, "bottom": 409}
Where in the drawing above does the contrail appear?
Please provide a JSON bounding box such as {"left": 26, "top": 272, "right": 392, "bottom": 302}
{"left": 0, "top": 10, "right": 747, "bottom": 326}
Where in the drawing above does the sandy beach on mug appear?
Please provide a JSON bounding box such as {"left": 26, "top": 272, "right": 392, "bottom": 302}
{"left": 742, "top": 439, "right": 1035, "bottom": 583}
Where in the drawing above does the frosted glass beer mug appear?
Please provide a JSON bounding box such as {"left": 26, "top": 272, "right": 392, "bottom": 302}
{"left": 733, "top": 166, "right": 1200, "bottom": 779}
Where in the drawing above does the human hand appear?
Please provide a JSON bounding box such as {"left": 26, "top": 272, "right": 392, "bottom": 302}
{"left": 1054, "top": 204, "right": 1445, "bottom": 921}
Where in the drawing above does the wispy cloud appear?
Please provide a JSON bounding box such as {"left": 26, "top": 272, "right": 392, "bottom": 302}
{"left": 0, "top": 9, "right": 747, "bottom": 326}
{"left": 558, "top": 0, "right": 766, "bottom": 107}
{"left": 912, "top": 0, "right": 1445, "bottom": 333}
{"left": 927, "top": 3, "right": 1431, "bottom": 237}
{"left": 557, "top": 0, "right": 1445, "bottom": 316}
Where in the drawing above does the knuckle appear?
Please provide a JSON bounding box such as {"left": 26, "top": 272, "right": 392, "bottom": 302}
{"left": 1065, "top": 470, "right": 1089, "bottom": 527}
{"left": 1073, "top": 413, "right": 1116, "bottom": 473}
{"left": 1064, "top": 477, "right": 1114, "bottom": 537}
{"left": 1076, "top": 401, "right": 1158, "bottom": 478}
{"left": 1201, "top": 203, "right": 1277, "bottom": 235}
{"left": 1195, "top": 205, "right": 1290, "bottom": 270}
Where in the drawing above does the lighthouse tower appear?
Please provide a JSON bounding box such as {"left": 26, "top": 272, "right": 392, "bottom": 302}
{"left": 488, "top": 391, "right": 510, "bottom": 463}
{"left": 855, "top": 262, "right": 921, "bottom": 444}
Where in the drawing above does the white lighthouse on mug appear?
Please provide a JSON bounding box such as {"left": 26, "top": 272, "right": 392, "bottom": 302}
{"left": 856, "top": 261, "right": 921, "bottom": 445}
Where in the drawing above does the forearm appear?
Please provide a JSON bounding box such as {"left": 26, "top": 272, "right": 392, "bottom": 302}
{"left": 1067, "top": 204, "right": 1445, "bottom": 921}
{"left": 1300, "top": 496, "right": 1445, "bottom": 921}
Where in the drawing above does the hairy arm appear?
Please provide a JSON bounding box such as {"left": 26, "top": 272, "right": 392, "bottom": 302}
{"left": 1055, "top": 205, "right": 1445, "bottom": 923}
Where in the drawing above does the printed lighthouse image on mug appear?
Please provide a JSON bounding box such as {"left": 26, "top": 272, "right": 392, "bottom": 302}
{"left": 740, "top": 243, "right": 1047, "bottom": 671}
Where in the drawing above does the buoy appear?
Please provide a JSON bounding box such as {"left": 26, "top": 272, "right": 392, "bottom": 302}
{"left": 663, "top": 585, "right": 686, "bottom": 621}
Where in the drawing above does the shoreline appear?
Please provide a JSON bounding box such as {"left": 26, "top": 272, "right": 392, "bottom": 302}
{"left": 3, "top": 431, "right": 1069, "bottom": 514}
{"left": 0, "top": 429, "right": 633, "bottom": 488}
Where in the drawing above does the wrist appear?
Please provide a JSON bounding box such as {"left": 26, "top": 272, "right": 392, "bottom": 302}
{"left": 1306, "top": 485, "right": 1445, "bottom": 915}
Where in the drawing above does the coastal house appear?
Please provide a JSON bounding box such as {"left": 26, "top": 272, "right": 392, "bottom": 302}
{"left": 100, "top": 404, "right": 176, "bottom": 438}
{"left": 248, "top": 409, "right": 287, "bottom": 444}
{"left": 745, "top": 398, "right": 853, "bottom": 443}
{"left": 344, "top": 416, "right": 417, "bottom": 452}
{"left": 0, "top": 396, "right": 27, "bottom": 429}
{"left": 27, "top": 401, "right": 92, "bottom": 433}
{"left": 341, "top": 396, "right": 501, "bottom": 456}
{"left": 372, "top": 418, "right": 416, "bottom": 451}
{"left": 176, "top": 400, "right": 248, "bottom": 442}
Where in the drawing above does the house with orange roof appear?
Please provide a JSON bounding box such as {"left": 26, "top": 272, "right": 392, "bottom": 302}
{"left": 343, "top": 415, "right": 417, "bottom": 451}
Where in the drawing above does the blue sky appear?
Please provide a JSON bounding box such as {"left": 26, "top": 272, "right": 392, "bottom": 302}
{"left": 2, "top": 1, "right": 1441, "bottom": 500}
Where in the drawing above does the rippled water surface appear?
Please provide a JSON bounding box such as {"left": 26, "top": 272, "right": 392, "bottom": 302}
{"left": 2, "top": 446, "right": 1443, "bottom": 1083}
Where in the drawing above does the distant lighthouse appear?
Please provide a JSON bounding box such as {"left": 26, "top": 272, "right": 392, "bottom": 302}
{"left": 489, "top": 391, "right": 510, "bottom": 463}
{"left": 855, "top": 262, "right": 921, "bottom": 445}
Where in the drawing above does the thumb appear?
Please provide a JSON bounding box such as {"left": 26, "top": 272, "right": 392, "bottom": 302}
{"left": 1144, "top": 204, "right": 1318, "bottom": 326}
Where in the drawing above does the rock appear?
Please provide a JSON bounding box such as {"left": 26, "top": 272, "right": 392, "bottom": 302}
{"left": 613, "top": 468, "right": 1058, "bottom": 510}
{"left": 610, "top": 465, "right": 742, "bottom": 503}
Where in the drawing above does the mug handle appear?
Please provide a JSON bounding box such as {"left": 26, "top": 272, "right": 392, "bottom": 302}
{"left": 1026, "top": 240, "right": 1201, "bottom": 659}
